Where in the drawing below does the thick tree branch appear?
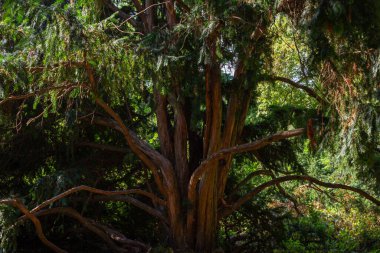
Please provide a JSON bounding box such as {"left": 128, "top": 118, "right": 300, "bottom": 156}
{"left": 218, "top": 60, "right": 252, "bottom": 199}
{"left": 84, "top": 62, "right": 176, "bottom": 199}
{"left": 187, "top": 128, "right": 304, "bottom": 245}
{"left": 85, "top": 59, "right": 183, "bottom": 237}
{"left": 168, "top": 82, "right": 189, "bottom": 199}
{"left": 85, "top": 116, "right": 167, "bottom": 196}
{"left": 189, "top": 128, "right": 305, "bottom": 196}
{"left": 165, "top": 0, "right": 177, "bottom": 28}
{"left": 0, "top": 199, "right": 67, "bottom": 253}
{"left": 94, "top": 97, "right": 176, "bottom": 193}
{"left": 154, "top": 90, "right": 174, "bottom": 162}
{"left": 220, "top": 175, "right": 380, "bottom": 218}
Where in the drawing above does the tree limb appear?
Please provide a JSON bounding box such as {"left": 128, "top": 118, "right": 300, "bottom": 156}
{"left": 0, "top": 199, "right": 67, "bottom": 253}
{"left": 29, "top": 185, "right": 166, "bottom": 214}
{"left": 189, "top": 128, "right": 305, "bottom": 197}
{"left": 85, "top": 116, "right": 167, "bottom": 197}
{"left": 85, "top": 61, "right": 176, "bottom": 200}
{"left": 187, "top": 128, "right": 305, "bottom": 240}
{"left": 220, "top": 175, "right": 380, "bottom": 218}
{"left": 34, "top": 207, "right": 131, "bottom": 252}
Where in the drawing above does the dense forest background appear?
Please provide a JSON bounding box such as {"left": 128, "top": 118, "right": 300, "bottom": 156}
{"left": 0, "top": 0, "right": 379, "bottom": 252}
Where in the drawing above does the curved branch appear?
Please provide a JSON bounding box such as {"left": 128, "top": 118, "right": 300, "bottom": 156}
{"left": 271, "top": 76, "right": 325, "bottom": 103}
{"left": 94, "top": 96, "right": 176, "bottom": 195}
{"left": 220, "top": 175, "right": 380, "bottom": 218}
{"left": 84, "top": 109, "right": 167, "bottom": 196}
{"left": 85, "top": 62, "right": 175, "bottom": 198}
{"left": 29, "top": 185, "right": 166, "bottom": 214}
{"left": 34, "top": 207, "right": 130, "bottom": 253}
{"left": 0, "top": 199, "right": 67, "bottom": 253}
{"left": 189, "top": 128, "right": 305, "bottom": 202}
{"left": 187, "top": 128, "right": 305, "bottom": 232}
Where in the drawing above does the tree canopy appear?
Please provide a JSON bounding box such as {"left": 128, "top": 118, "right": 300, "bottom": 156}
{"left": 0, "top": 0, "right": 379, "bottom": 252}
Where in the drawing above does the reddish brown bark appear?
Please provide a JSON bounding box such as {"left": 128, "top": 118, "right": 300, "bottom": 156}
{"left": 0, "top": 199, "right": 67, "bottom": 253}
{"left": 154, "top": 90, "right": 174, "bottom": 162}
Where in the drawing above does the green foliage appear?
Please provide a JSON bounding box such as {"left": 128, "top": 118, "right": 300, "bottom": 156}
{"left": 0, "top": 205, "right": 19, "bottom": 253}
{"left": 0, "top": 0, "right": 379, "bottom": 252}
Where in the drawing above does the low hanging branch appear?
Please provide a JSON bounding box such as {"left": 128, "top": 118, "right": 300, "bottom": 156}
{"left": 220, "top": 175, "right": 380, "bottom": 218}
{"left": 0, "top": 199, "right": 67, "bottom": 253}
{"left": 34, "top": 207, "right": 151, "bottom": 253}
{"left": 3, "top": 187, "right": 166, "bottom": 252}
{"left": 34, "top": 207, "right": 128, "bottom": 253}
{"left": 27, "top": 185, "right": 166, "bottom": 216}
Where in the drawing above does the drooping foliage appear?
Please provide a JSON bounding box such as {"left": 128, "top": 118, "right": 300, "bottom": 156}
{"left": 0, "top": 0, "right": 379, "bottom": 252}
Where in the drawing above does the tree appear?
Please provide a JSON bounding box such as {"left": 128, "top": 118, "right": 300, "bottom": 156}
{"left": 0, "top": 0, "right": 379, "bottom": 252}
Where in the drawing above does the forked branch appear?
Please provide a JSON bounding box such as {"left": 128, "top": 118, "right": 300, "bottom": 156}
{"left": 189, "top": 128, "right": 305, "bottom": 197}
{"left": 187, "top": 128, "right": 305, "bottom": 230}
